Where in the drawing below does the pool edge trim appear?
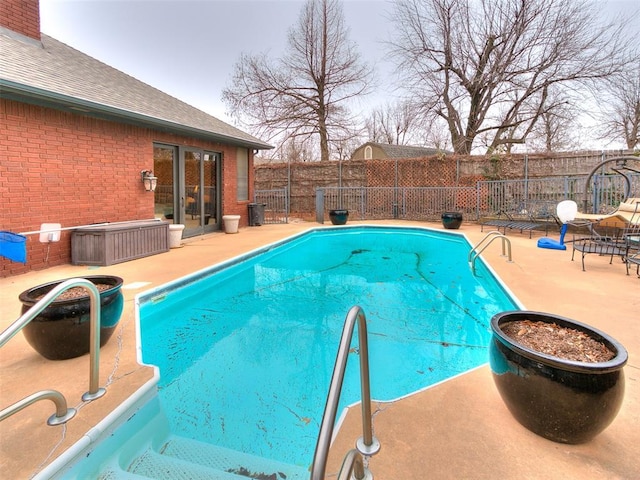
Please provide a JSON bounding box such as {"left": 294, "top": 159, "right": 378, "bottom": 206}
{"left": 32, "top": 372, "right": 161, "bottom": 480}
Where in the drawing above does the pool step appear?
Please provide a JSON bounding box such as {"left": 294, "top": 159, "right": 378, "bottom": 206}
{"left": 101, "top": 434, "right": 308, "bottom": 480}
{"left": 127, "top": 449, "right": 249, "bottom": 479}
{"left": 160, "top": 436, "right": 308, "bottom": 478}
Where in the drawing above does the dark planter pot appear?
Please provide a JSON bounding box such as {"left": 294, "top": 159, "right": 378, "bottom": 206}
{"left": 490, "top": 310, "right": 627, "bottom": 444}
{"left": 19, "top": 275, "right": 124, "bottom": 360}
{"left": 329, "top": 209, "right": 349, "bottom": 225}
{"left": 441, "top": 212, "right": 463, "bottom": 229}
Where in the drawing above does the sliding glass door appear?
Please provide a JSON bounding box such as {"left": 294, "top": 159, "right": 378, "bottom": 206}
{"left": 153, "top": 144, "right": 177, "bottom": 221}
{"left": 183, "top": 149, "right": 221, "bottom": 236}
{"left": 153, "top": 143, "right": 221, "bottom": 237}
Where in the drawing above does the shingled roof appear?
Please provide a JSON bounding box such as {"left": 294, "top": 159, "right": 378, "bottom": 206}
{"left": 364, "top": 142, "right": 444, "bottom": 158}
{"left": 0, "top": 29, "right": 272, "bottom": 150}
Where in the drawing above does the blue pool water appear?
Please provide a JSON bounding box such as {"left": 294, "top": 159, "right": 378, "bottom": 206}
{"left": 138, "top": 226, "right": 518, "bottom": 468}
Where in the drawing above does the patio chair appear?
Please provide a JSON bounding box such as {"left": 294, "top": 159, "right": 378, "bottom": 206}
{"left": 480, "top": 211, "right": 514, "bottom": 234}
{"left": 481, "top": 201, "right": 557, "bottom": 238}
{"left": 571, "top": 226, "right": 628, "bottom": 271}
{"left": 504, "top": 201, "right": 559, "bottom": 238}
{"left": 624, "top": 228, "right": 640, "bottom": 277}
{"left": 573, "top": 198, "right": 640, "bottom": 228}
{"left": 571, "top": 222, "right": 640, "bottom": 272}
{"left": 626, "top": 251, "right": 640, "bottom": 277}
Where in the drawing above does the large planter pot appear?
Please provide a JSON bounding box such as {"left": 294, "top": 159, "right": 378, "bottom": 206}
{"left": 19, "top": 275, "right": 124, "bottom": 360}
{"left": 490, "top": 310, "right": 627, "bottom": 444}
{"left": 329, "top": 209, "right": 349, "bottom": 225}
{"left": 441, "top": 211, "right": 463, "bottom": 229}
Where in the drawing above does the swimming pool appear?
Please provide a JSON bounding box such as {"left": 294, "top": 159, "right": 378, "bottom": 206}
{"left": 50, "top": 225, "right": 520, "bottom": 478}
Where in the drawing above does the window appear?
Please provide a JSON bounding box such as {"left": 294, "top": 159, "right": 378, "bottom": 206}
{"left": 236, "top": 147, "right": 249, "bottom": 201}
{"left": 364, "top": 145, "right": 373, "bottom": 159}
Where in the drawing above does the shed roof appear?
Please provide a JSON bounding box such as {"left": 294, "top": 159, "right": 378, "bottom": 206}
{"left": 0, "top": 29, "right": 272, "bottom": 150}
{"left": 359, "top": 142, "right": 443, "bottom": 158}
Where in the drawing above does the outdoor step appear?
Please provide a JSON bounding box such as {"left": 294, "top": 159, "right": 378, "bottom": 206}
{"left": 126, "top": 449, "right": 245, "bottom": 479}
{"left": 97, "top": 434, "right": 308, "bottom": 480}
{"left": 97, "top": 470, "right": 151, "bottom": 480}
{"left": 159, "top": 435, "right": 308, "bottom": 480}
{"left": 65, "top": 394, "right": 308, "bottom": 480}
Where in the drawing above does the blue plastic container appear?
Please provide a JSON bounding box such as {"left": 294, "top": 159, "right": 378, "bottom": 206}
{"left": 0, "top": 231, "right": 27, "bottom": 263}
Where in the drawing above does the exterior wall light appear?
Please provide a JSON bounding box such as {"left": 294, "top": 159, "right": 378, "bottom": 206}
{"left": 141, "top": 170, "right": 158, "bottom": 192}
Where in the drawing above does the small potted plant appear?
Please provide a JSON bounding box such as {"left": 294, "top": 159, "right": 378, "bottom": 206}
{"left": 329, "top": 209, "right": 349, "bottom": 225}
{"left": 441, "top": 211, "right": 463, "bottom": 229}
{"left": 490, "top": 310, "right": 627, "bottom": 444}
{"left": 18, "top": 275, "right": 124, "bottom": 360}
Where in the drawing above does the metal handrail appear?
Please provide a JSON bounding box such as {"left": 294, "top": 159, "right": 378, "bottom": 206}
{"left": 468, "top": 231, "right": 513, "bottom": 275}
{"left": 0, "top": 390, "right": 76, "bottom": 426}
{"left": 310, "top": 306, "right": 380, "bottom": 480}
{"left": 336, "top": 449, "right": 369, "bottom": 480}
{"left": 582, "top": 156, "right": 640, "bottom": 213}
{"left": 0, "top": 278, "right": 106, "bottom": 425}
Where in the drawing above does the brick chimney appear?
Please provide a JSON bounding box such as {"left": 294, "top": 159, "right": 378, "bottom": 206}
{"left": 0, "top": 0, "right": 41, "bottom": 41}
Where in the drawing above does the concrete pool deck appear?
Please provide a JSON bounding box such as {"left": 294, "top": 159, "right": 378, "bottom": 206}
{"left": 1, "top": 220, "right": 638, "bottom": 479}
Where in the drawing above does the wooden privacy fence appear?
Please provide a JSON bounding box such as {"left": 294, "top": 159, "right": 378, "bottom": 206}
{"left": 316, "top": 186, "right": 476, "bottom": 222}
{"left": 311, "top": 173, "right": 640, "bottom": 223}
{"left": 255, "top": 150, "right": 639, "bottom": 221}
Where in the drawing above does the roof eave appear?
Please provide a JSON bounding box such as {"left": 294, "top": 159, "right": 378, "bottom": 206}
{"left": 0, "top": 80, "right": 273, "bottom": 150}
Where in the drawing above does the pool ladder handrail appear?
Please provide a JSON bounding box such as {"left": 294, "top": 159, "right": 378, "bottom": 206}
{"left": 310, "top": 305, "right": 380, "bottom": 480}
{"left": 468, "top": 231, "right": 513, "bottom": 275}
{"left": 0, "top": 278, "right": 106, "bottom": 426}
{"left": 336, "top": 449, "right": 367, "bottom": 480}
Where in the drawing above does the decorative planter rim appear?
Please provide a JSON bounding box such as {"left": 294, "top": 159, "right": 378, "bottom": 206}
{"left": 491, "top": 310, "right": 628, "bottom": 373}
{"left": 19, "top": 275, "right": 124, "bottom": 307}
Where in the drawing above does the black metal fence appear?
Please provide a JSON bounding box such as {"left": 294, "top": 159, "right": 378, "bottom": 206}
{"left": 256, "top": 173, "right": 639, "bottom": 224}
{"left": 316, "top": 186, "right": 477, "bottom": 222}
{"left": 254, "top": 188, "right": 289, "bottom": 224}
{"left": 316, "top": 173, "right": 640, "bottom": 222}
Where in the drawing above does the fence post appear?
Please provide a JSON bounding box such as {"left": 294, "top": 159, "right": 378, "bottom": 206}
{"left": 316, "top": 189, "right": 325, "bottom": 224}
{"left": 284, "top": 187, "right": 289, "bottom": 223}
{"left": 476, "top": 183, "right": 481, "bottom": 221}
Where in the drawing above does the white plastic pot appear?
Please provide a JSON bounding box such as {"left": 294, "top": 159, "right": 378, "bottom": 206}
{"left": 222, "top": 215, "right": 241, "bottom": 234}
{"left": 168, "top": 224, "right": 185, "bottom": 248}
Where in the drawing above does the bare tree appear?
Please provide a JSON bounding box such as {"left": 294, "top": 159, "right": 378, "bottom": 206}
{"left": 495, "top": 87, "right": 582, "bottom": 152}
{"left": 596, "top": 65, "right": 640, "bottom": 149}
{"left": 222, "top": 0, "right": 372, "bottom": 162}
{"left": 528, "top": 110, "right": 581, "bottom": 153}
{"left": 281, "top": 138, "right": 317, "bottom": 163}
{"left": 330, "top": 125, "right": 366, "bottom": 161}
{"left": 364, "top": 100, "right": 422, "bottom": 145}
{"left": 388, "top": 0, "right": 634, "bottom": 154}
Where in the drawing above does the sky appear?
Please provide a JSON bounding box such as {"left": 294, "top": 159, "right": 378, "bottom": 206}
{"left": 39, "top": 0, "right": 396, "bottom": 123}
{"left": 38, "top": 0, "right": 639, "bottom": 144}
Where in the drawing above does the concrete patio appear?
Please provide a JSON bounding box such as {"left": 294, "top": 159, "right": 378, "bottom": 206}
{"left": 1, "top": 220, "right": 638, "bottom": 479}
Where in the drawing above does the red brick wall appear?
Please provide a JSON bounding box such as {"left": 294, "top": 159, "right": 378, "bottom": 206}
{"left": 0, "top": 0, "right": 40, "bottom": 41}
{"left": 0, "top": 99, "right": 250, "bottom": 276}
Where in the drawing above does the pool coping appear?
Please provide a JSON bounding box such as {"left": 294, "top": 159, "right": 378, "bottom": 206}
{"left": 40, "top": 224, "right": 519, "bottom": 477}
{"left": 2, "top": 221, "right": 638, "bottom": 479}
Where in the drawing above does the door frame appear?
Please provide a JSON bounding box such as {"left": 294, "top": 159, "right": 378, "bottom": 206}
{"left": 179, "top": 146, "right": 222, "bottom": 237}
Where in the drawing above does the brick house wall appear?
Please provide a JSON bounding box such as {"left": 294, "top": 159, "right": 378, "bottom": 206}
{"left": 0, "top": 99, "right": 252, "bottom": 277}
{"left": 0, "top": 0, "right": 40, "bottom": 41}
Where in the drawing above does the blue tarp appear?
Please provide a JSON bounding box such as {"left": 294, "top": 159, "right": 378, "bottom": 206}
{"left": 0, "top": 231, "right": 27, "bottom": 263}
